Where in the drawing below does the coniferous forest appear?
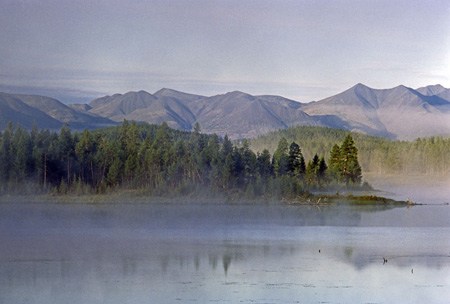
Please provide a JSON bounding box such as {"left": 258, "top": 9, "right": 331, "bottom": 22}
{"left": 251, "top": 126, "right": 450, "bottom": 176}
{"left": 0, "top": 122, "right": 364, "bottom": 199}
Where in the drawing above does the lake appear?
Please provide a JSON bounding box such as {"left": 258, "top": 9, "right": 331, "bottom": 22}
{"left": 0, "top": 184, "right": 449, "bottom": 303}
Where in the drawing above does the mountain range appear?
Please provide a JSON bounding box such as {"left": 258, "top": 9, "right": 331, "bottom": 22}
{"left": 0, "top": 92, "right": 114, "bottom": 131}
{"left": 1, "top": 84, "right": 450, "bottom": 140}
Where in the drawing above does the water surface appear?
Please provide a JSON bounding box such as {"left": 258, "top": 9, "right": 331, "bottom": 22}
{"left": 0, "top": 193, "right": 449, "bottom": 303}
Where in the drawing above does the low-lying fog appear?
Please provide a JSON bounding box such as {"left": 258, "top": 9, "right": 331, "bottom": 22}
{"left": 0, "top": 177, "right": 449, "bottom": 304}
{"left": 365, "top": 174, "right": 450, "bottom": 204}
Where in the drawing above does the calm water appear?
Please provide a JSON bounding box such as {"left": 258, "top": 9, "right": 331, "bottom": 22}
{"left": 0, "top": 187, "right": 449, "bottom": 303}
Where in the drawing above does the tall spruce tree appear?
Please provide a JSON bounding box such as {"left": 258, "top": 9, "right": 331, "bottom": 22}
{"left": 317, "top": 157, "right": 328, "bottom": 185}
{"left": 328, "top": 144, "right": 341, "bottom": 181}
{"left": 288, "top": 142, "right": 305, "bottom": 177}
{"left": 273, "top": 137, "right": 289, "bottom": 176}
{"left": 339, "top": 135, "right": 362, "bottom": 185}
{"left": 58, "top": 125, "right": 74, "bottom": 184}
{"left": 306, "top": 154, "right": 320, "bottom": 185}
{"left": 257, "top": 149, "right": 273, "bottom": 179}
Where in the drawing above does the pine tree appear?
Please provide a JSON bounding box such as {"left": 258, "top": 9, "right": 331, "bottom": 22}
{"left": 75, "top": 130, "right": 96, "bottom": 184}
{"left": 220, "top": 135, "right": 234, "bottom": 189}
{"left": 340, "top": 135, "right": 362, "bottom": 185}
{"left": 317, "top": 157, "right": 328, "bottom": 185}
{"left": 257, "top": 149, "right": 273, "bottom": 179}
{"left": 58, "top": 125, "right": 75, "bottom": 184}
{"left": 328, "top": 144, "right": 341, "bottom": 181}
{"left": 306, "top": 154, "right": 320, "bottom": 185}
{"left": 0, "top": 122, "right": 14, "bottom": 184}
{"left": 240, "top": 140, "right": 257, "bottom": 185}
{"left": 273, "top": 137, "right": 289, "bottom": 176}
{"left": 12, "top": 127, "right": 33, "bottom": 182}
{"left": 288, "top": 141, "right": 305, "bottom": 177}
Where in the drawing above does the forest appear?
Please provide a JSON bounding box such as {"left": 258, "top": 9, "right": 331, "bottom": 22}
{"left": 0, "top": 122, "right": 363, "bottom": 199}
{"left": 250, "top": 126, "right": 450, "bottom": 176}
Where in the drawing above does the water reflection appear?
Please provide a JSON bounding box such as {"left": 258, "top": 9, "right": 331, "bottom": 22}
{"left": 1, "top": 201, "right": 408, "bottom": 234}
{"left": 1, "top": 239, "right": 449, "bottom": 304}
{"left": 0, "top": 202, "right": 449, "bottom": 303}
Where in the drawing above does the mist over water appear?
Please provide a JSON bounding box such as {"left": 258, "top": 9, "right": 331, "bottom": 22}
{"left": 1, "top": 182, "right": 449, "bottom": 303}
{"left": 366, "top": 174, "right": 450, "bottom": 204}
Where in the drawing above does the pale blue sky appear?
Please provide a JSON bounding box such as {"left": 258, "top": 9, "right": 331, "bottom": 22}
{"left": 1, "top": 0, "right": 449, "bottom": 103}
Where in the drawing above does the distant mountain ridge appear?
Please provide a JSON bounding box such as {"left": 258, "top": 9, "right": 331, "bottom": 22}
{"left": 301, "top": 83, "right": 450, "bottom": 139}
{"left": 0, "top": 92, "right": 116, "bottom": 130}
{"left": 1, "top": 84, "right": 450, "bottom": 140}
{"left": 85, "top": 89, "right": 323, "bottom": 138}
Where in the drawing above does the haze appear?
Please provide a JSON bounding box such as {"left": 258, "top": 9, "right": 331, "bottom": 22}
{"left": 0, "top": 0, "right": 449, "bottom": 103}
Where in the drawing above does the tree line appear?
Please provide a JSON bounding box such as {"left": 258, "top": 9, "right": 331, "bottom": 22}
{"left": 0, "top": 122, "right": 363, "bottom": 198}
{"left": 251, "top": 126, "right": 450, "bottom": 176}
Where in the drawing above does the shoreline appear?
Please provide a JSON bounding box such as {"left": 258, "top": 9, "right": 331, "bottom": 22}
{"left": 0, "top": 190, "right": 415, "bottom": 206}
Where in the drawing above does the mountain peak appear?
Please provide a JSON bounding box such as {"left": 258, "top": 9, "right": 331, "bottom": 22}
{"left": 224, "top": 91, "right": 253, "bottom": 98}
{"left": 386, "top": 85, "right": 416, "bottom": 95}
{"left": 3, "top": 84, "right": 450, "bottom": 140}
{"left": 227, "top": 90, "right": 246, "bottom": 94}
{"left": 125, "top": 90, "right": 152, "bottom": 96}
{"left": 386, "top": 84, "right": 406, "bottom": 90}
{"left": 353, "top": 83, "right": 370, "bottom": 89}
{"left": 153, "top": 88, "right": 205, "bottom": 103}
{"left": 416, "top": 84, "right": 447, "bottom": 96}
{"left": 350, "top": 83, "right": 375, "bottom": 94}
{"left": 154, "top": 88, "right": 181, "bottom": 96}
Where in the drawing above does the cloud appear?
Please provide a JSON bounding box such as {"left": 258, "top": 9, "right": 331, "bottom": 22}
{"left": 0, "top": 0, "right": 449, "bottom": 103}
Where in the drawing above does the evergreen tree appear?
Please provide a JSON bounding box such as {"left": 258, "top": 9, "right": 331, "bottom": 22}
{"left": 0, "top": 122, "right": 14, "bottom": 183}
{"left": 220, "top": 135, "right": 234, "bottom": 189}
{"left": 58, "top": 125, "right": 75, "bottom": 184}
{"left": 95, "top": 137, "right": 117, "bottom": 187}
{"left": 107, "top": 157, "right": 122, "bottom": 187}
{"left": 221, "top": 135, "right": 233, "bottom": 157}
{"left": 205, "top": 135, "right": 221, "bottom": 187}
{"left": 328, "top": 144, "right": 342, "bottom": 181}
{"left": 32, "top": 129, "right": 52, "bottom": 188}
{"left": 306, "top": 154, "right": 320, "bottom": 185}
{"left": 340, "top": 135, "right": 362, "bottom": 185}
{"left": 257, "top": 149, "right": 273, "bottom": 179}
{"left": 12, "top": 127, "right": 33, "bottom": 182}
{"left": 288, "top": 141, "right": 305, "bottom": 177}
{"left": 240, "top": 140, "right": 257, "bottom": 186}
{"left": 273, "top": 137, "right": 289, "bottom": 176}
{"left": 75, "top": 130, "right": 96, "bottom": 184}
{"left": 317, "top": 157, "right": 328, "bottom": 185}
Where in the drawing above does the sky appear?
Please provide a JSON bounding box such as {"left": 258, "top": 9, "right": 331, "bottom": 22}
{"left": 0, "top": 0, "right": 449, "bottom": 103}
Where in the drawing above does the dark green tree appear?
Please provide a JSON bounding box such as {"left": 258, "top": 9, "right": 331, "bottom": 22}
{"left": 288, "top": 141, "right": 305, "bottom": 177}
{"left": 256, "top": 149, "right": 273, "bottom": 179}
{"left": 328, "top": 144, "right": 341, "bottom": 181}
{"left": 32, "top": 129, "right": 52, "bottom": 188}
{"left": 273, "top": 137, "right": 289, "bottom": 176}
{"left": 12, "top": 127, "right": 33, "bottom": 182}
{"left": 0, "top": 122, "right": 14, "bottom": 184}
{"left": 58, "top": 125, "right": 75, "bottom": 184}
{"left": 317, "top": 157, "right": 328, "bottom": 185}
{"left": 240, "top": 140, "right": 257, "bottom": 186}
{"left": 306, "top": 154, "right": 320, "bottom": 185}
{"left": 75, "top": 130, "right": 96, "bottom": 185}
{"left": 220, "top": 135, "right": 234, "bottom": 189}
{"left": 340, "top": 135, "right": 362, "bottom": 185}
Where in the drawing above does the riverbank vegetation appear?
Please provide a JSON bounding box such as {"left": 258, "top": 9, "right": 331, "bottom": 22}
{"left": 0, "top": 122, "right": 365, "bottom": 200}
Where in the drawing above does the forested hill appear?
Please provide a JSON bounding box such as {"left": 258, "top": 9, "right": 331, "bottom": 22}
{"left": 250, "top": 126, "right": 450, "bottom": 176}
